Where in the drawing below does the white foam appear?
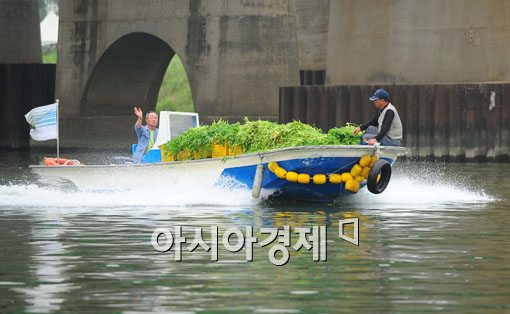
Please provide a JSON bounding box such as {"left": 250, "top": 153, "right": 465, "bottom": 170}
{"left": 0, "top": 179, "right": 257, "bottom": 208}
{"left": 0, "top": 164, "right": 498, "bottom": 208}
{"left": 345, "top": 172, "right": 497, "bottom": 207}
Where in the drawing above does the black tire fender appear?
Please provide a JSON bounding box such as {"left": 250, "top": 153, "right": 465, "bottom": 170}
{"left": 367, "top": 159, "right": 392, "bottom": 194}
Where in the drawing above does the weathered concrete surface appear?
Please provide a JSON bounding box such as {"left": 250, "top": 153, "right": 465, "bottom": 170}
{"left": 294, "top": 0, "right": 329, "bottom": 71}
{"left": 0, "top": 0, "right": 41, "bottom": 63}
{"left": 326, "top": 0, "right": 510, "bottom": 84}
{"left": 280, "top": 84, "right": 510, "bottom": 161}
{"left": 57, "top": 0, "right": 300, "bottom": 148}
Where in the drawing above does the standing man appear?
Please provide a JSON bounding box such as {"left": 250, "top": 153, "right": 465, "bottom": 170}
{"left": 133, "top": 107, "right": 159, "bottom": 163}
{"left": 353, "top": 88, "right": 403, "bottom": 146}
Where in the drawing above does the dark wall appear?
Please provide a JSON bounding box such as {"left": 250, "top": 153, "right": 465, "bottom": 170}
{"left": 280, "top": 84, "right": 510, "bottom": 162}
{"left": 300, "top": 70, "right": 325, "bottom": 86}
{"left": 0, "top": 64, "right": 56, "bottom": 151}
{"left": 0, "top": 0, "right": 41, "bottom": 63}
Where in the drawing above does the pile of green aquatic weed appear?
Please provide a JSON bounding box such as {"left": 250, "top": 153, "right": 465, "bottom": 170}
{"left": 234, "top": 119, "right": 281, "bottom": 152}
{"left": 236, "top": 120, "right": 331, "bottom": 153}
{"left": 326, "top": 123, "right": 361, "bottom": 145}
{"left": 209, "top": 119, "right": 240, "bottom": 147}
{"left": 162, "top": 124, "right": 212, "bottom": 159}
{"left": 161, "top": 119, "right": 362, "bottom": 159}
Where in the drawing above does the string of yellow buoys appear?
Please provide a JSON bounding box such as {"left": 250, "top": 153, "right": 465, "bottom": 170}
{"left": 267, "top": 154, "right": 379, "bottom": 194}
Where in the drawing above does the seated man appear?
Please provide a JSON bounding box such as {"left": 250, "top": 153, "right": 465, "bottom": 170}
{"left": 133, "top": 107, "right": 159, "bottom": 163}
{"left": 353, "top": 88, "right": 403, "bottom": 146}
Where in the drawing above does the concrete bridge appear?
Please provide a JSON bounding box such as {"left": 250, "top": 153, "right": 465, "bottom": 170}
{"left": 56, "top": 0, "right": 330, "bottom": 148}
{"left": 3, "top": 0, "right": 509, "bottom": 160}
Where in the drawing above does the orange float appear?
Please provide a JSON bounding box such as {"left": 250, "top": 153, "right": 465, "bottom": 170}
{"left": 43, "top": 158, "right": 80, "bottom": 166}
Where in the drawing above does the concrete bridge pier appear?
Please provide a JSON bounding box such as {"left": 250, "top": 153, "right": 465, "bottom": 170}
{"left": 56, "top": 0, "right": 301, "bottom": 149}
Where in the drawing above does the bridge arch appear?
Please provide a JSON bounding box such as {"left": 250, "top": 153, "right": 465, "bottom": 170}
{"left": 57, "top": 0, "right": 301, "bottom": 149}
{"left": 81, "top": 32, "right": 191, "bottom": 116}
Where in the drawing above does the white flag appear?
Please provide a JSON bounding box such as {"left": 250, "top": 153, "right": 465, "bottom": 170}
{"left": 24, "top": 103, "right": 58, "bottom": 141}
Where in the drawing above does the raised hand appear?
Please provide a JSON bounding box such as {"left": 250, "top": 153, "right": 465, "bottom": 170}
{"left": 134, "top": 107, "right": 143, "bottom": 119}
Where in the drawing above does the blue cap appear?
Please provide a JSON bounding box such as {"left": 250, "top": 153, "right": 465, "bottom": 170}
{"left": 369, "top": 89, "right": 390, "bottom": 101}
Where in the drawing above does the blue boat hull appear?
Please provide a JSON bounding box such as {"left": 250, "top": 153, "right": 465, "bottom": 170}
{"left": 219, "top": 156, "right": 395, "bottom": 203}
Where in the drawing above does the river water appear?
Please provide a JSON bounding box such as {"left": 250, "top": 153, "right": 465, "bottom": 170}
{"left": 0, "top": 153, "right": 509, "bottom": 313}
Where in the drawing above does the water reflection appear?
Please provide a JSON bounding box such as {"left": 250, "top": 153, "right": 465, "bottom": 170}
{"left": 13, "top": 213, "right": 73, "bottom": 313}
{"left": 0, "top": 161, "right": 508, "bottom": 312}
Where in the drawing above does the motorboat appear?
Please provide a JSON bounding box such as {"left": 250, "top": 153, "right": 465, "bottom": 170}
{"left": 30, "top": 111, "right": 408, "bottom": 202}
{"left": 31, "top": 144, "right": 407, "bottom": 203}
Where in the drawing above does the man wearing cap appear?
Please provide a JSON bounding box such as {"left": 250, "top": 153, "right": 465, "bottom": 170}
{"left": 353, "top": 88, "right": 403, "bottom": 146}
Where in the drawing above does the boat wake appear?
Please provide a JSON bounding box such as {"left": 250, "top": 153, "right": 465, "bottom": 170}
{"left": 0, "top": 163, "right": 498, "bottom": 209}
{"left": 343, "top": 165, "right": 498, "bottom": 208}
{"left": 0, "top": 176, "right": 260, "bottom": 208}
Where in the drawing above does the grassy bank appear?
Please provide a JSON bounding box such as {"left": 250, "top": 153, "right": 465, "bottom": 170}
{"left": 155, "top": 56, "right": 194, "bottom": 113}
{"left": 42, "top": 49, "right": 57, "bottom": 63}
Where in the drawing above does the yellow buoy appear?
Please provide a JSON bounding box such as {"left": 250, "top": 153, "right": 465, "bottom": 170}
{"left": 355, "top": 176, "right": 364, "bottom": 182}
{"left": 369, "top": 155, "right": 378, "bottom": 167}
{"left": 345, "top": 179, "right": 360, "bottom": 193}
{"left": 350, "top": 164, "right": 363, "bottom": 177}
{"left": 359, "top": 154, "right": 371, "bottom": 167}
{"left": 313, "top": 174, "right": 327, "bottom": 185}
{"left": 361, "top": 166, "right": 371, "bottom": 178}
{"left": 345, "top": 179, "right": 355, "bottom": 192}
{"left": 286, "top": 171, "right": 298, "bottom": 182}
{"left": 329, "top": 173, "right": 342, "bottom": 184}
{"left": 268, "top": 161, "right": 279, "bottom": 172}
{"left": 341, "top": 172, "right": 353, "bottom": 182}
{"left": 275, "top": 167, "right": 287, "bottom": 179}
{"left": 353, "top": 180, "right": 360, "bottom": 193}
{"left": 297, "top": 173, "right": 310, "bottom": 184}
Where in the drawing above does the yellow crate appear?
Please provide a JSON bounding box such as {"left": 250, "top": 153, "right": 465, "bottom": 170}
{"left": 176, "top": 149, "right": 190, "bottom": 161}
{"left": 195, "top": 146, "right": 212, "bottom": 159}
{"left": 212, "top": 143, "right": 228, "bottom": 158}
{"left": 160, "top": 146, "right": 175, "bottom": 162}
{"left": 228, "top": 145, "right": 243, "bottom": 156}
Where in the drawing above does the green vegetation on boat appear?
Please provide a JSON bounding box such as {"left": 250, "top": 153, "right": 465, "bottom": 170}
{"left": 160, "top": 119, "right": 362, "bottom": 160}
